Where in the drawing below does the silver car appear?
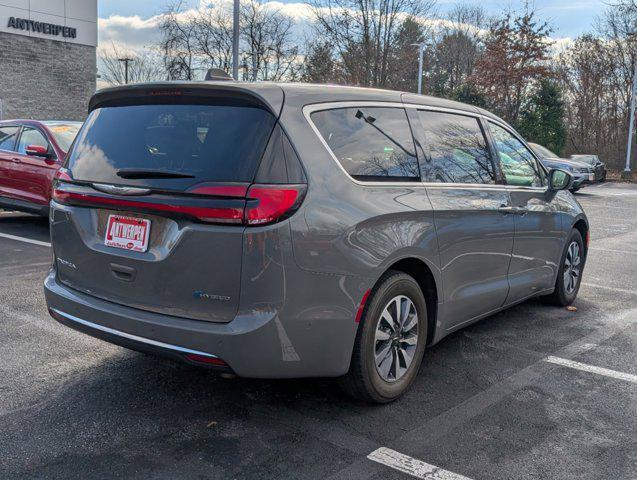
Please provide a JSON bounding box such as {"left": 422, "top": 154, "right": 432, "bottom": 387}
{"left": 44, "top": 82, "right": 588, "bottom": 402}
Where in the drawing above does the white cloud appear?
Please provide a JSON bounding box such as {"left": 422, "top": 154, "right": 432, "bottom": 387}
{"left": 98, "top": 14, "right": 162, "bottom": 53}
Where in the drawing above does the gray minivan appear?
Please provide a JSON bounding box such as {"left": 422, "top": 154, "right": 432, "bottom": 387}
{"left": 44, "top": 82, "right": 588, "bottom": 402}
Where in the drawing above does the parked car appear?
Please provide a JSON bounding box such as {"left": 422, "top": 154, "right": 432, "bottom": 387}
{"left": 570, "top": 154, "right": 606, "bottom": 182}
{"left": 528, "top": 143, "right": 593, "bottom": 192}
{"left": 0, "top": 120, "right": 82, "bottom": 215}
{"left": 44, "top": 82, "right": 589, "bottom": 403}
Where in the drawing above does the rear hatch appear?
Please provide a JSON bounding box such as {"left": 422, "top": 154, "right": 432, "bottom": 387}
{"left": 51, "top": 84, "right": 304, "bottom": 323}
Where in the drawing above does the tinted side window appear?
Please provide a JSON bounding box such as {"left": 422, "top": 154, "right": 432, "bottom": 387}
{"left": 417, "top": 111, "right": 494, "bottom": 184}
{"left": 490, "top": 123, "right": 545, "bottom": 187}
{"left": 17, "top": 127, "right": 50, "bottom": 155}
{"left": 0, "top": 126, "right": 19, "bottom": 151}
{"left": 311, "top": 107, "right": 419, "bottom": 181}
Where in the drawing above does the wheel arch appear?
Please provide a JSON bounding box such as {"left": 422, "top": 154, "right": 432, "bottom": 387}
{"left": 572, "top": 216, "right": 589, "bottom": 257}
{"left": 382, "top": 257, "right": 439, "bottom": 346}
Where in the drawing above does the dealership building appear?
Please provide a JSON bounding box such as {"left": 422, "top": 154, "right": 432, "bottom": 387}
{"left": 0, "top": 0, "right": 97, "bottom": 121}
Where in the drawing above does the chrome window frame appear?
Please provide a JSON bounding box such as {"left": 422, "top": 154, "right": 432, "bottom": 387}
{"left": 303, "top": 101, "right": 548, "bottom": 192}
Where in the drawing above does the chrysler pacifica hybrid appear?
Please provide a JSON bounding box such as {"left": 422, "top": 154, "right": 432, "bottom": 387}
{"left": 44, "top": 82, "right": 588, "bottom": 402}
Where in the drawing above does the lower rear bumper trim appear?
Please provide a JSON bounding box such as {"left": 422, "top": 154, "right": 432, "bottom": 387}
{"left": 49, "top": 308, "right": 218, "bottom": 359}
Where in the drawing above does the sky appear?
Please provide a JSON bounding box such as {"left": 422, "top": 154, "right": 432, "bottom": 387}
{"left": 97, "top": 0, "right": 610, "bottom": 54}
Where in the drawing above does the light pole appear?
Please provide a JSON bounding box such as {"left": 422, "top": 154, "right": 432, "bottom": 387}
{"left": 411, "top": 43, "right": 427, "bottom": 95}
{"left": 625, "top": 60, "right": 637, "bottom": 174}
{"left": 232, "top": 0, "right": 240, "bottom": 80}
{"left": 117, "top": 57, "right": 134, "bottom": 84}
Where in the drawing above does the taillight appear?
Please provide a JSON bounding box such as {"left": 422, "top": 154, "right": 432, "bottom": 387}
{"left": 52, "top": 188, "right": 245, "bottom": 224}
{"left": 52, "top": 181, "right": 306, "bottom": 226}
{"left": 245, "top": 184, "right": 306, "bottom": 225}
{"left": 54, "top": 167, "right": 73, "bottom": 182}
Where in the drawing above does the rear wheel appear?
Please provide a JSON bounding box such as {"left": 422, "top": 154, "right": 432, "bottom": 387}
{"left": 340, "top": 271, "right": 427, "bottom": 403}
{"left": 545, "top": 229, "right": 585, "bottom": 306}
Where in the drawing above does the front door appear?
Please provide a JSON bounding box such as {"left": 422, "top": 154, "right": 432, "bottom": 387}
{"left": 410, "top": 108, "right": 515, "bottom": 329}
{"left": 488, "top": 122, "right": 565, "bottom": 303}
{"left": 12, "top": 125, "right": 58, "bottom": 206}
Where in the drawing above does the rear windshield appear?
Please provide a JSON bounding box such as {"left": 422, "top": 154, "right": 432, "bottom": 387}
{"left": 66, "top": 102, "right": 276, "bottom": 190}
{"left": 47, "top": 123, "right": 82, "bottom": 152}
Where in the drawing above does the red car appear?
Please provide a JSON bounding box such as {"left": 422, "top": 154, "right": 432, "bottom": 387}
{"left": 0, "top": 120, "right": 82, "bottom": 215}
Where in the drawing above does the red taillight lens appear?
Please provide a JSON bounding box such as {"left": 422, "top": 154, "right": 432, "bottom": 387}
{"left": 52, "top": 189, "right": 245, "bottom": 224}
{"left": 52, "top": 181, "right": 306, "bottom": 226}
{"left": 245, "top": 184, "right": 306, "bottom": 225}
{"left": 54, "top": 167, "right": 73, "bottom": 182}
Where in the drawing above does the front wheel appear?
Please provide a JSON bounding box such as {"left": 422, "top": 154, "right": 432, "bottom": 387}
{"left": 545, "top": 229, "right": 585, "bottom": 306}
{"left": 339, "top": 271, "right": 428, "bottom": 403}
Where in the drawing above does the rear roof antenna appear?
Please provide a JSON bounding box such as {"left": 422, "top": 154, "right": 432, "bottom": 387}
{"left": 205, "top": 68, "right": 233, "bottom": 81}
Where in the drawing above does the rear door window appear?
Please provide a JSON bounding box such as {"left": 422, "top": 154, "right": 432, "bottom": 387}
{"left": 311, "top": 107, "right": 419, "bottom": 181}
{"left": 416, "top": 111, "right": 495, "bottom": 184}
{"left": 66, "top": 102, "right": 277, "bottom": 190}
{"left": 0, "top": 126, "right": 19, "bottom": 151}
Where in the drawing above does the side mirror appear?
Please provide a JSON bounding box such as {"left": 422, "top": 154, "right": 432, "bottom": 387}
{"left": 548, "top": 168, "right": 572, "bottom": 191}
{"left": 25, "top": 144, "right": 51, "bottom": 158}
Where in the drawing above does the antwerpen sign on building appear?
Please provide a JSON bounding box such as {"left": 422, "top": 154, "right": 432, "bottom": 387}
{"left": 0, "top": 1, "right": 97, "bottom": 47}
{"left": 7, "top": 17, "right": 77, "bottom": 39}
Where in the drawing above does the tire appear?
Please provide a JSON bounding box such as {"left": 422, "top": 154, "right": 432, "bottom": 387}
{"left": 570, "top": 187, "right": 580, "bottom": 193}
{"left": 339, "top": 271, "right": 428, "bottom": 403}
{"left": 545, "top": 229, "right": 585, "bottom": 306}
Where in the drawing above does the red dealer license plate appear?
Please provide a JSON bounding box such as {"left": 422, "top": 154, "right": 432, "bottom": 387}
{"left": 105, "top": 215, "right": 151, "bottom": 252}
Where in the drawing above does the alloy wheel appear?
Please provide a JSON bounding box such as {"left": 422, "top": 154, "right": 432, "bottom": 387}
{"left": 563, "top": 241, "right": 581, "bottom": 294}
{"left": 374, "top": 295, "right": 419, "bottom": 383}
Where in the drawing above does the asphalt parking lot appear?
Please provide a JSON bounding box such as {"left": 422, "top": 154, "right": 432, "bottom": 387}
{"left": 0, "top": 182, "right": 635, "bottom": 480}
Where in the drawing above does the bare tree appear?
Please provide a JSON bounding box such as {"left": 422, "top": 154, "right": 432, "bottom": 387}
{"left": 309, "top": 0, "right": 435, "bottom": 87}
{"left": 157, "top": 0, "right": 300, "bottom": 81}
{"left": 98, "top": 42, "right": 165, "bottom": 85}
{"left": 159, "top": 1, "right": 198, "bottom": 80}
{"left": 427, "top": 4, "right": 486, "bottom": 96}
{"left": 194, "top": 6, "right": 234, "bottom": 72}
{"left": 241, "top": 1, "right": 300, "bottom": 81}
{"left": 554, "top": 2, "right": 637, "bottom": 168}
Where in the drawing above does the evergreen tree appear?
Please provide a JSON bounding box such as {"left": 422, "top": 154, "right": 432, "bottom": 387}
{"left": 517, "top": 79, "right": 567, "bottom": 155}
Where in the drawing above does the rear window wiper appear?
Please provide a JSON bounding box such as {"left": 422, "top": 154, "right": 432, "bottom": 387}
{"left": 116, "top": 169, "right": 195, "bottom": 179}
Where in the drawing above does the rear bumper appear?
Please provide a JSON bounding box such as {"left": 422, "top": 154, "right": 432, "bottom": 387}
{"left": 44, "top": 268, "right": 354, "bottom": 378}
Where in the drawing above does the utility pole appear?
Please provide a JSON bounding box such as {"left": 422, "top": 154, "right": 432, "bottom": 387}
{"left": 625, "top": 60, "right": 637, "bottom": 174}
{"left": 232, "top": 0, "right": 240, "bottom": 80}
{"left": 117, "top": 57, "right": 134, "bottom": 84}
{"left": 411, "top": 43, "right": 426, "bottom": 95}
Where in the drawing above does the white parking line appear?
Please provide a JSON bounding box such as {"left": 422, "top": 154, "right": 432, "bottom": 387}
{"left": 589, "top": 247, "right": 637, "bottom": 255}
{"left": 0, "top": 232, "right": 51, "bottom": 247}
{"left": 368, "top": 448, "right": 473, "bottom": 480}
{"left": 544, "top": 356, "right": 637, "bottom": 383}
{"left": 581, "top": 283, "right": 637, "bottom": 295}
